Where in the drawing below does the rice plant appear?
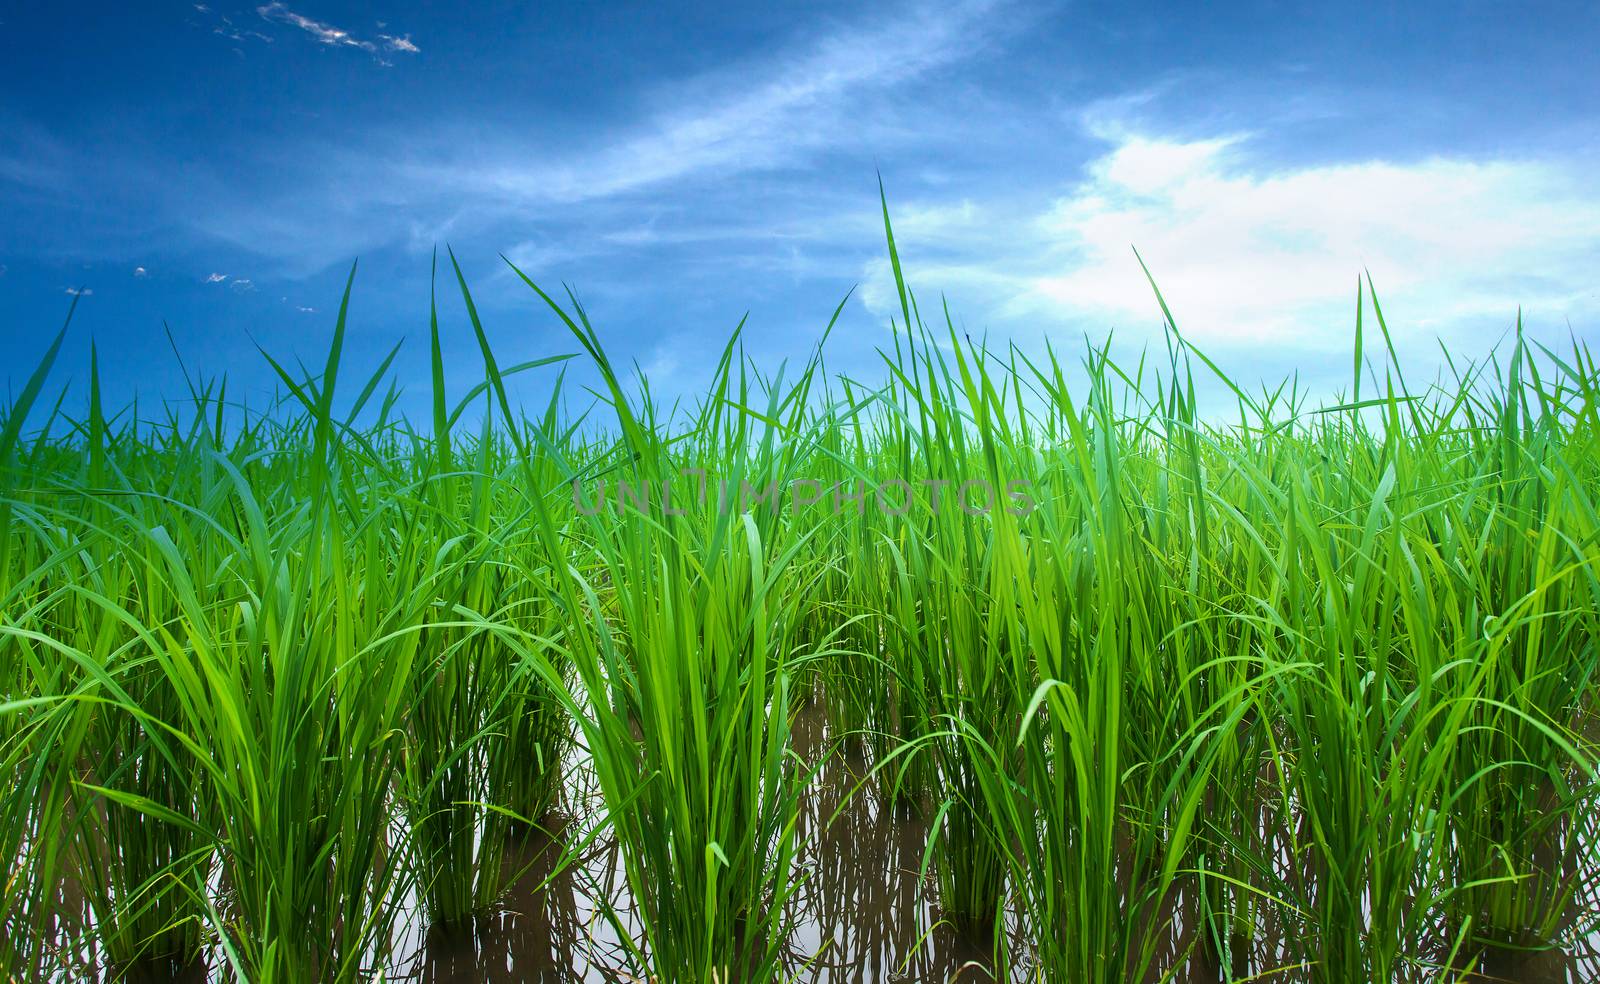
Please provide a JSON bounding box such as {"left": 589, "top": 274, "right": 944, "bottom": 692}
{"left": 2, "top": 207, "right": 1597, "bottom": 983}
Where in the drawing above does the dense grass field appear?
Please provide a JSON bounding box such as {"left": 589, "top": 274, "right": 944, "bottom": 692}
{"left": 4, "top": 212, "right": 1600, "bottom": 983}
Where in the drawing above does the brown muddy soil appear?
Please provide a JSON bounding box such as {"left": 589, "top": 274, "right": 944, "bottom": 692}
{"left": 31, "top": 700, "right": 1600, "bottom": 982}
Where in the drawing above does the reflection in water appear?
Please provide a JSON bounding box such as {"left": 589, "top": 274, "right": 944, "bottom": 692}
{"left": 35, "top": 699, "right": 1600, "bottom": 982}
{"left": 786, "top": 699, "right": 1007, "bottom": 983}
{"left": 392, "top": 698, "right": 1010, "bottom": 983}
{"left": 400, "top": 820, "right": 590, "bottom": 983}
{"left": 1454, "top": 798, "right": 1600, "bottom": 983}
{"left": 390, "top": 801, "right": 642, "bottom": 983}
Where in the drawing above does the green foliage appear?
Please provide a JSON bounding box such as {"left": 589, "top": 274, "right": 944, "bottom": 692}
{"left": 1, "top": 218, "right": 1597, "bottom": 983}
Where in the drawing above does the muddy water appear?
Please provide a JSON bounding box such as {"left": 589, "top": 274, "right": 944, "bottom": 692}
{"left": 387, "top": 698, "right": 1600, "bottom": 983}
{"left": 34, "top": 698, "right": 1600, "bottom": 982}
{"left": 390, "top": 698, "right": 1011, "bottom": 982}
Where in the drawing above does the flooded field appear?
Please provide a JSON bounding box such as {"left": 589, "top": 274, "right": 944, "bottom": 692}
{"left": 29, "top": 698, "right": 1600, "bottom": 982}
{"left": 6, "top": 245, "right": 1600, "bottom": 983}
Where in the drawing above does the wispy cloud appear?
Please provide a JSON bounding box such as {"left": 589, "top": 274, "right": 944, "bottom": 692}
{"left": 433, "top": 0, "right": 1007, "bottom": 207}
{"left": 202, "top": 271, "right": 256, "bottom": 292}
{"left": 65, "top": 287, "right": 92, "bottom": 296}
{"left": 254, "top": 4, "right": 420, "bottom": 62}
{"left": 0, "top": 124, "right": 78, "bottom": 194}
{"left": 133, "top": 265, "right": 148, "bottom": 277}
{"left": 191, "top": 4, "right": 274, "bottom": 45}
{"left": 170, "top": 0, "right": 1012, "bottom": 275}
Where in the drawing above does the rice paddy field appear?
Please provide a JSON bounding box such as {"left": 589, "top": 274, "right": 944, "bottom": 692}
{"left": 5, "top": 214, "right": 1600, "bottom": 983}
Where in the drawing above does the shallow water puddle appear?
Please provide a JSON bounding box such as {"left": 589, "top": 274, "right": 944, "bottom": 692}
{"left": 33, "top": 699, "right": 1600, "bottom": 982}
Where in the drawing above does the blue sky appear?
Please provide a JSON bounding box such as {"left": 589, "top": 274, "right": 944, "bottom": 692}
{"left": 2, "top": 1, "right": 1597, "bottom": 421}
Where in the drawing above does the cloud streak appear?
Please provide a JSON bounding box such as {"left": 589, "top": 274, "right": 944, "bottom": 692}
{"left": 198, "top": 4, "right": 424, "bottom": 62}
{"left": 172, "top": 0, "right": 1013, "bottom": 275}
{"left": 426, "top": 0, "right": 1007, "bottom": 207}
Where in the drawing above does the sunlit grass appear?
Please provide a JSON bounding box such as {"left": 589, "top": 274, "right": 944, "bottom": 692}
{"left": 2, "top": 206, "right": 1598, "bottom": 982}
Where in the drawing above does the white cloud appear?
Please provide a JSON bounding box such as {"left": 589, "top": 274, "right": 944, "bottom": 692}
{"left": 255, "top": 4, "right": 419, "bottom": 60}
{"left": 65, "top": 287, "right": 92, "bottom": 296}
{"left": 229, "top": 278, "right": 257, "bottom": 293}
{"left": 133, "top": 265, "right": 148, "bottom": 277}
{"left": 256, "top": 3, "right": 357, "bottom": 46}
{"left": 205, "top": 272, "right": 228, "bottom": 283}
{"left": 850, "top": 129, "right": 1600, "bottom": 377}
{"left": 1021, "top": 135, "right": 1600, "bottom": 350}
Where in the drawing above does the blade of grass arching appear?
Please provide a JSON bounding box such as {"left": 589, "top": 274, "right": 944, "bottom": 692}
{"left": 498, "top": 253, "right": 653, "bottom": 458}
{"left": 254, "top": 346, "right": 326, "bottom": 431}
{"left": 443, "top": 355, "right": 578, "bottom": 434}
{"left": 1353, "top": 275, "right": 1365, "bottom": 403}
{"left": 429, "top": 248, "right": 451, "bottom": 470}
{"left": 215, "top": 374, "right": 229, "bottom": 439}
{"left": 454, "top": 249, "right": 556, "bottom": 456}
{"left": 1363, "top": 271, "right": 1426, "bottom": 435}
{"left": 1132, "top": 246, "right": 1264, "bottom": 422}
{"left": 163, "top": 321, "right": 206, "bottom": 420}
{"left": 87, "top": 342, "right": 106, "bottom": 486}
{"left": 74, "top": 782, "right": 214, "bottom": 841}
{"left": 0, "top": 303, "right": 74, "bottom": 609}
{"left": 309, "top": 261, "right": 358, "bottom": 480}
{"left": 878, "top": 173, "right": 915, "bottom": 335}
{"left": 0, "top": 298, "right": 74, "bottom": 469}
{"left": 1311, "top": 396, "right": 1420, "bottom": 415}
{"left": 342, "top": 337, "right": 405, "bottom": 427}
{"left": 21, "top": 384, "right": 70, "bottom": 473}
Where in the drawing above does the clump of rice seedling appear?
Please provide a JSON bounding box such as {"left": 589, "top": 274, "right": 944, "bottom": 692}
{"left": 3, "top": 207, "right": 1598, "bottom": 984}
{"left": 494, "top": 255, "right": 842, "bottom": 981}
{"left": 395, "top": 266, "right": 575, "bottom": 929}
